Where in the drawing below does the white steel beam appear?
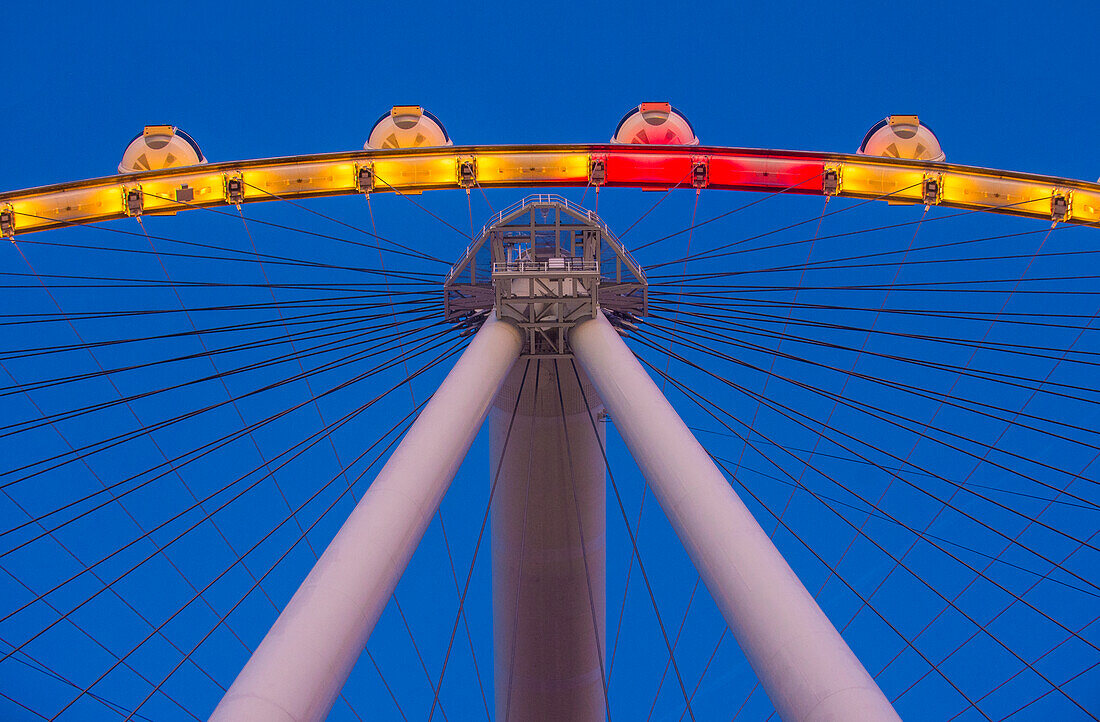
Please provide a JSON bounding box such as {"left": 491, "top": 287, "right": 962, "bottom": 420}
{"left": 210, "top": 315, "right": 523, "bottom": 722}
{"left": 491, "top": 361, "right": 607, "bottom": 721}
{"left": 570, "top": 311, "right": 899, "bottom": 722}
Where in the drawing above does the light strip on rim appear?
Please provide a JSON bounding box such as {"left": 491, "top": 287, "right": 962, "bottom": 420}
{"left": 1, "top": 145, "right": 1097, "bottom": 235}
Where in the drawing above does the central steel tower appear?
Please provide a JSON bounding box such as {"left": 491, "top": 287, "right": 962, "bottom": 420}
{"left": 445, "top": 196, "right": 646, "bottom": 719}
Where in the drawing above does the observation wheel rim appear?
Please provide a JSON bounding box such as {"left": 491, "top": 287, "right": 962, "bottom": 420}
{"left": 1, "top": 144, "right": 1097, "bottom": 237}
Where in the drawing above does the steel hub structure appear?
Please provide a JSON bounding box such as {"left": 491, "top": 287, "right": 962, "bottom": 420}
{"left": 444, "top": 194, "right": 646, "bottom": 357}
{"left": 207, "top": 195, "right": 899, "bottom": 722}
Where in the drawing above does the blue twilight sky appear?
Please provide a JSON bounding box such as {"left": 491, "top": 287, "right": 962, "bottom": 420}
{"left": 1, "top": 1, "right": 1098, "bottom": 720}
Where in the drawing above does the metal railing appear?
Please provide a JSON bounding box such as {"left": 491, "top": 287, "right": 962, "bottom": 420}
{"left": 446, "top": 194, "right": 646, "bottom": 286}
{"left": 477, "top": 194, "right": 596, "bottom": 238}
{"left": 492, "top": 258, "right": 600, "bottom": 274}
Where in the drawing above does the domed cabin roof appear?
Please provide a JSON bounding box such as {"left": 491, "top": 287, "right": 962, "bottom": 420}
{"left": 365, "top": 106, "right": 453, "bottom": 150}
{"left": 611, "top": 102, "right": 698, "bottom": 145}
{"left": 118, "top": 126, "right": 206, "bottom": 173}
{"left": 858, "top": 115, "right": 945, "bottom": 162}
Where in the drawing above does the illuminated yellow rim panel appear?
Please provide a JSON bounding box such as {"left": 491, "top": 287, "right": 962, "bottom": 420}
{"left": 1, "top": 144, "right": 1097, "bottom": 236}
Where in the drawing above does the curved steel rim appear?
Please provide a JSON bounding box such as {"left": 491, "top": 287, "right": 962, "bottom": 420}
{"left": 1, "top": 144, "right": 1097, "bottom": 236}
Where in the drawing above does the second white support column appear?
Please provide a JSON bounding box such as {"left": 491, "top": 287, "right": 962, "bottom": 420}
{"left": 570, "top": 311, "right": 899, "bottom": 722}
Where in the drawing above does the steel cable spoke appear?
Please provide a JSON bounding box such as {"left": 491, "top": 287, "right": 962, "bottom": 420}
{"left": 638, "top": 320, "right": 1100, "bottom": 516}
{"left": 0, "top": 339, "right": 466, "bottom": 641}
{"left": 642, "top": 344, "right": 1100, "bottom": 684}
{"left": 57, "top": 399, "right": 429, "bottom": 720}
{"left": 571, "top": 360, "right": 695, "bottom": 721}
{"left": 555, "top": 365, "right": 614, "bottom": 720}
{"left": 633, "top": 332, "right": 1100, "bottom": 616}
{"left": 426, "top": 360, "right": 531, "bottom": 721}
{"left": 642, "top": 357, "right": 1093, "bottom": 719}
{"left": 607, "top": 189, "right": 702, "bottom": 685}
{"left": 0, "top": 319, "right": 451, "bottom": 494}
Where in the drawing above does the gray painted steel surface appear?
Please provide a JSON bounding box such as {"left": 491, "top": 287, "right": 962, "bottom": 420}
{"left": 491, "top": 361, "right": 607, "bottom": 720}
{"left": 210, "top": 315, "right": 523, "bottom": 722}
{"left": 570, "top": 311, "right": 899, "bottom": 722}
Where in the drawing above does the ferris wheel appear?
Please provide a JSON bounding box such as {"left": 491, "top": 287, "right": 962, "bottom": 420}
{"left": 0, "top": 102, "right": 1097, "bottom": 721}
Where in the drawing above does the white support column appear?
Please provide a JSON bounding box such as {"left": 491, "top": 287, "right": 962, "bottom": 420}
{"left": 491, "top": 361, "right": 607, "bottom": 722}
{"left": 570, "top": 311, "right": 899, "bottom": 722}
{"left": 211, "top": 315, "right": 523, "bottom": 722}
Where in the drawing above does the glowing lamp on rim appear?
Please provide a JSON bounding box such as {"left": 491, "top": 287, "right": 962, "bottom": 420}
{"left": 118, "top": 126, "right": 206, "bottom": 174}
{"left": 612, "top": 102, "right": 699, "bottom": 146}
{"left": 365, "top": 105, "right": 453, "bottom": 150}
{"left": 858, "top": 115, "right": 945, "bottom": 162}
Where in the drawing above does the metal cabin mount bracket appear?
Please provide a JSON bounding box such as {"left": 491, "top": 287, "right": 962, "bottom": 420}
{"left": 443, "top": 194, "right": 648, "bottom": 358}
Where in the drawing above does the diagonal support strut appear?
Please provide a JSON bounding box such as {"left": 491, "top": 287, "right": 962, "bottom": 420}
{"left": 570, "top": 311, "right": 900, "bottom": 722}
{"left": 211, "top": 315, "right": 523, "bottom": 722}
